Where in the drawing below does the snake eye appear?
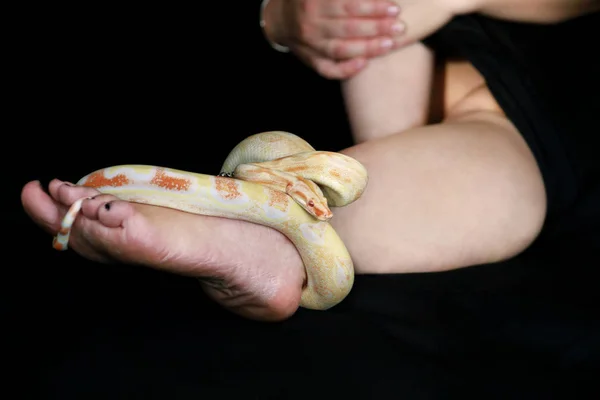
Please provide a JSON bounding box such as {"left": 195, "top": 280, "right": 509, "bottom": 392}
{"left": 308, "top": 200, "right": 314, "bottom": 207}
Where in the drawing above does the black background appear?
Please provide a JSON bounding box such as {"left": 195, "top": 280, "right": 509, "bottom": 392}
{"left": 5, "top": 5, "right": 599, "bottom": 399}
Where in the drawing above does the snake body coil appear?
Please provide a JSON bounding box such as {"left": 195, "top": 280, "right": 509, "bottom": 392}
{"left": 54, "top": 132, "right": 368, "bottom": 310}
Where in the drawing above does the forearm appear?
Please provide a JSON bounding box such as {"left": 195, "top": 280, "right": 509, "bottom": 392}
{"left": 463, "top": 0, "right": 600, "bottom": 23}
{"left": 330, "top": 112, "right": 547, "bottom": 274}
{"left": 341, "top": 42, "right": 435, "bottom": 143}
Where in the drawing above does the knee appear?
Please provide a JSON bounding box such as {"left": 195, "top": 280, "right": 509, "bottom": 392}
{"left": 460, "top": 112, "right": 548, "bottom": 263}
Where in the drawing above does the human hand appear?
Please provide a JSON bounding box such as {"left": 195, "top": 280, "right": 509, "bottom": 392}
{"left": 262, "top": 0, "right": 407, "bottom": 79}
{"left": 263, "top": 0, "right": 467, "bottom": 79}
{"left": 388, "top": 0, "right": 465, "bottom": 48}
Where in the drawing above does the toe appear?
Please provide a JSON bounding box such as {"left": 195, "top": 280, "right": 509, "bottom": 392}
{"left": 81, "top": 194, "right": 120, "bottom": 220}
{"left": 48, "top": 179, "right": 68, "bottom": 199}
{"left": 50, "top": 179, "right": 99, "bottom": 206}
{"left": 97, "top": 200, "right": 135, "bottom": 228}
{"left": 21, "top": 180, "right": 63, "bottom": 234}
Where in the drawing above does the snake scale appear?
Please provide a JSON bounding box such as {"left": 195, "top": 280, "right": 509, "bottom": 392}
{"left": 53, "top": 131, "right": 369, "bottom": 310}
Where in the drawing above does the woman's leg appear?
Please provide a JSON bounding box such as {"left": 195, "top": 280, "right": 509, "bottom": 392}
{"left": 333, "top": 52, "right": 547, "bottom": 274}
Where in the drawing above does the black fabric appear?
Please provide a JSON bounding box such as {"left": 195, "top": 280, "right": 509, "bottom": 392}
{"left": 346, "top": 12, "right": 600, "bottom": 395}
{"left": 9, "top": 6, "right": 599, "bottom": 399}
{"left": 424, "top": 13, "right": 599, "bottom": 238}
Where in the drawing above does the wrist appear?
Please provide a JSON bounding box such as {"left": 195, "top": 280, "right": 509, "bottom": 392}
{"left": 260, "top": 0, "right": 290, "bottom": 52}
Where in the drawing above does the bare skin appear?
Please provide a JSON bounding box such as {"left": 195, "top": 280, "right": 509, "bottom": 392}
{"left": 21, "top": 43, "right": 546, "bottom": 322}
{"left": 21, "top": 179, "right": 306, "bottom": 321}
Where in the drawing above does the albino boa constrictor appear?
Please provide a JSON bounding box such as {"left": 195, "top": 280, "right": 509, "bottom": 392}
{"left": 53, "top": 131, "right": 368, "bottom": 310}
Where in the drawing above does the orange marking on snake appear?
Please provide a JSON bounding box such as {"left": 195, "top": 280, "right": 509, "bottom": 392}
{"left": 215, "top": 176, "right": 242, "bottom": 200}
{"left": 150, "top": 169, "right": 191, "bottom": 191}
{"left": 59, "top": 227, "right": 69, "bottom": 235}
{"left": 268, "top": 189, "right": 289, "bottom": 213}
{"left": 317, "top": 208, "right": 332, "bottom": 219}
{"left": 249, "top": 179, "right": 283, "bottom": 187}
{"left": 52, "top": 239, "right": 63, "bottom": 251}
{"left": 252, "top": 167, "right": 280, "bottom": 178}
{"left": 285, "top": 165, "right": 309, "bottom": 174}
{"left": 82, "top": 171, "right": 130, "bottom": 188}
{"left": 330, "top": 169, "right": 351, "bottom": 183}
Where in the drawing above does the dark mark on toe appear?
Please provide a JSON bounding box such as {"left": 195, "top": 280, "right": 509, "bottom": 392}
{"left": 104, "top": 203, "right": 111, "bottom": 210}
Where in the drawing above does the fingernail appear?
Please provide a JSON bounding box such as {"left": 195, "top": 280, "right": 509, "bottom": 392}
{"left": 392, "top": 22, "right": 405, "bottom": 34}
{"left": 380, "top": 38, "right": 393, "bottom": 49}
{"left": 387, "top": 5, "right": 399, "bottom": 16}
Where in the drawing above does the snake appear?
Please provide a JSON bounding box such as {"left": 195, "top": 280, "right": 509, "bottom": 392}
{"left": 53, "top": 131, "right": 368, "bottom": 310}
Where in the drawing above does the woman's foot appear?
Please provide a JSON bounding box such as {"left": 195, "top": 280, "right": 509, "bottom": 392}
{"left": 21, "top": 179, "right": 306, "bottom": 321}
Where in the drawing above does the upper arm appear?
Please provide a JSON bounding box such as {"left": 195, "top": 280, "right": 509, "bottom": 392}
{"left": 470, "top": 0, "right": 600, "bottom": 24}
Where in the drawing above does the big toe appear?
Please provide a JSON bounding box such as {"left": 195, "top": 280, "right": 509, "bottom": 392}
{"left": 21, "top": 180, "right": 62, "bottom": 234}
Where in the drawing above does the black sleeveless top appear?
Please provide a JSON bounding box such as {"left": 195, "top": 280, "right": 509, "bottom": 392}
{"left": 424, "top": 13, "right": 599, "bottom": 230}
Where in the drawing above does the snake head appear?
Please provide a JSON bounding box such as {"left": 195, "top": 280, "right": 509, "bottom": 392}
{"left": 287, "top": 184, "right": 333, "bottom": 221}
{"left": 302, "top": 198, "right": 333, "bottom": 221}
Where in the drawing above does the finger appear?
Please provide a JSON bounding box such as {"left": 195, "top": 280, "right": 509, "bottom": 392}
{"left": 312, "top": 57, "right": 368, "bottom": 80}
{"left": 322, "top": 0, "right": 400, "bottom": 18}
{"left": 48, "top": 179, "right": 69, "bottom": 201}
{"left": 321, "top": 17, "right": 406, "bottom": 39}
{"left": 321, "top": 37, "right": 395, "bottom": 59}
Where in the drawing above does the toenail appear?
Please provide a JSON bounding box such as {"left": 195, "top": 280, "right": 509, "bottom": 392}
{"left": 104, "top": 202, "right": 111, "bottom": 210}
